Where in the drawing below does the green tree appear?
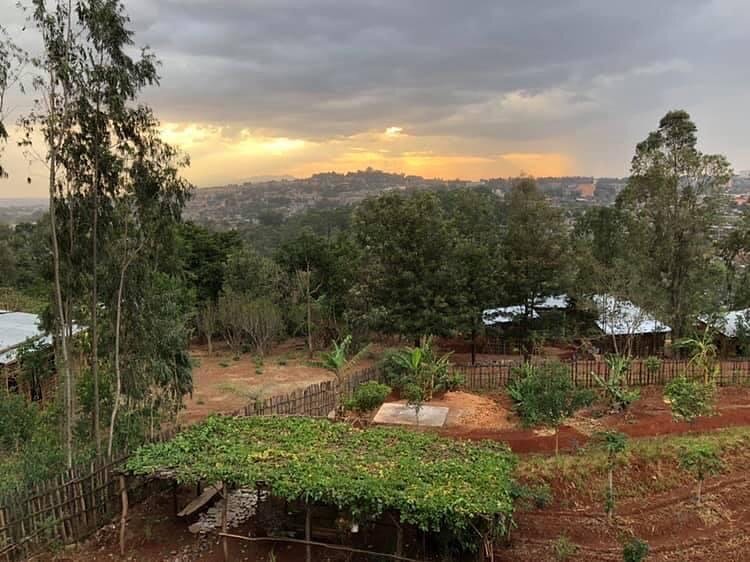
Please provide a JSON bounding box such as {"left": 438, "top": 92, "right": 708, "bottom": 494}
{"left": 501, "top": 179, "right": 572, "bottom": 355}
{"left": 441, "top": 188, "right": 504, "bottom": 364}
{"left": 678, "top": 441, "right": 723, "bottom": 505}
{"left": 223, "top": 246, "right": 284, "bottom": 303}
{"left": 352, "top": 192, "right": 459, "bottom": 342}
{"left": 617, "top": 110, "right": 733, "bottom": 340}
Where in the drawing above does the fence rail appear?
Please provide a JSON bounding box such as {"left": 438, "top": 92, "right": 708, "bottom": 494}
{"left": 0, "top": 366, "right": 381, "bottom": 562}
{"left": 454, "top": 359, "right": 750, "bottom": 391}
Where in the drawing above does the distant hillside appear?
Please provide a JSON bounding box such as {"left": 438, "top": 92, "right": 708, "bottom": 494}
{"left": 184, "top": 168, "right": 475, "bottom": 228}
{"left": 183, "top": 168, "right": 631, "bottom": 229}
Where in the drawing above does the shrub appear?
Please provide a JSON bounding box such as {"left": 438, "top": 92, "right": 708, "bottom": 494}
{"left": 623, "top": 538, "right": 649, "bottom": 562}
{"left": 510, "top": 481, "right": 552, "bottom": 509}
{"left": 644, "top": 356, "right": 662, "bottom": 374}
{"left": 552, "top": 534, "right": 578, "bottom": 561}
{"left": 379, "top": 338, "right": 456, "bottom": 400}
{"left": 664, "top": 375, "right": 714, "bottom": 421}
{"left": 678, "top": 440, "right": 723, "bottom": 505}
{"left": 508, "top": 362, "right": 593, "bottom": 427}
{"left": 508, "top": 362, "right": 593, "bottom": 454}
{"left": 0, "top": 395, "right": 39, "bottom": 451}
{"left": 346, "top": 382, "right": 391, "bottom": 413}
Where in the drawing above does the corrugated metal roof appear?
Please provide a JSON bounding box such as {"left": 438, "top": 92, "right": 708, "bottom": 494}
{"left": 593, "top": 295, "right": 671, "bottom": 336}
{"left": 483, "top": 305, "right": 539, "bottom": 325}
{"left": 0, "top": 312, "right": 47, "bottom": 364}
{"left": 701, "top": 309, "right": 750, "bottom": 338}
{"left": 483, "top": 294, "right": 670, "bottom": 335}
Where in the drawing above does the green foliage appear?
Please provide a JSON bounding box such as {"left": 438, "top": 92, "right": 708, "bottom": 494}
{"left": 345, "top": 381, "right": 391, "bottom": 413}
{"left": 552, "top": 534, "right": 578, "bottom": 561}
{"left": 502, "top": 180, "right": 573, "bottom": 339}
{"left": 127, "top": 416, "right": 518, "bottom": 552}
{"left": 595, "top": 431, "right": 628, "bottom": 465}
{"left": 678, "top": 441, "right": 723, "bottom": 483}
{"left": 593, "top": 356, "right": 640, "bottom": 412}
{"left": 644, "top": 356, "right": 662, "bottom": 374}
{"left": 508, "top": 362, "right": 593, "bottom": 428}
{"left": 510, "top": 481, "right": 552, "bottom": 510}
{"left": 381, "top": 338, "right": 455, "bottom": 402}
{"left": 677, "top": 328, "right": 719, "bottom": 384}
{"left": 0, "top": 395, "right": 39, "bottom": 451}
{"left": 617, "top": 110, "right": 733, "bottom": 339}
{"left": 622, "top": 538, "right": 650, "bottom": 562}
{"left": 664, "top": 376, "right": 714, "bottom": 422}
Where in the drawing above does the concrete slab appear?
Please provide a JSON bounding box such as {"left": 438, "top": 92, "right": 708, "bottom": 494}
{"left": 373, "top": 402, "right": 450, "bottom": 427}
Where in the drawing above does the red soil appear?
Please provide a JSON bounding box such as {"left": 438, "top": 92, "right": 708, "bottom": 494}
{"left": 434, "top": 386, "right": 750, "bottom": 454}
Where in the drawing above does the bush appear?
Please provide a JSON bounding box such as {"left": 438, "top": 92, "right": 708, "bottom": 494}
{"left": 0, "top": 395, "right": 39, "bottom": 451}
{"left": 623, "top": 538, "right": 649, "bottom": 562}
{"left": 552, "top": 534, "right": 578, "bottom": 561}
{"left": 510, "top": 481, "right": 552, "bottom": 509}
{"left": 664, "top": 375, "right": 714, "bottom": 421}
{"left": 377, "top": 338, "right": 456, "bottom": 400}
{"left": 346, "top": 381, "right": 391, "bottom": 412}
{"left": 508, "top": 362, "right": 594, "bottom": 427}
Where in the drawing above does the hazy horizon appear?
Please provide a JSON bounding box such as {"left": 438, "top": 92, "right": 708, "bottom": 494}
{"left": 2, "top": 0, "right": 750, "bottom": 197}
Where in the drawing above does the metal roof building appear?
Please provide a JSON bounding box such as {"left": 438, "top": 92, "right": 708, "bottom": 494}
{"left": 0, "top": 311, "right": 51, "bottom": 365}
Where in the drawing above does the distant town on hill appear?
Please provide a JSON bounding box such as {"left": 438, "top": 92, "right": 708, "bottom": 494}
{"left": 184, "top": 167, "right": 750, "bottom": 230}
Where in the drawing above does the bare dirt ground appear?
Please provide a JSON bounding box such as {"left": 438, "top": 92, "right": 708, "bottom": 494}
{"left": 503, "top": 463, "right": 750, "bottom": 561}
{"left": 179, "top": 340, "right": 336, "bottom": 425}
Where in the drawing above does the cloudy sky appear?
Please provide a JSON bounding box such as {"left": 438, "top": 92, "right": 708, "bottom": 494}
{"left": 2, "top": 0, "right": 750, "bottom": 197}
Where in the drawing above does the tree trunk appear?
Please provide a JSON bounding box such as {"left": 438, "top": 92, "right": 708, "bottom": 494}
{"left": 306, "top": 263, "right": 313, "bottom": 358}
{"left": 222, "top": 483, "right": 229, "bottom": 562}
{"left": 555, "top": 426, "right": 559, "bottom": 456}
{"left": 119, "top": 475, "right": 128, "bottom": 555}
{"left": 92, "top": 174, "right": 100, "bottom": 456}
{"left": 207, "top": 333, "right": 212, "bottom": 356}
{"left": 107, "top": 260, "right": 127, "bottom": 458}
{"left": 697, "top": 479, "right": 702, "bottom": 506}
{"left": 47, "top": 77, "right": 74, "bottom": 469}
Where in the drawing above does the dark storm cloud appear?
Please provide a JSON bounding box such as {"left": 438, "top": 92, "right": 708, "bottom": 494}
{"left": 118, "top": 0, "right": 742, "bottom": 138}
{"left": 2, "top": 0, "right": 749, "bottom": 175}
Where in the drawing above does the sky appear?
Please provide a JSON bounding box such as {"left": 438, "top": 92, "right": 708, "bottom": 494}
{"left": 1, "top": 0, "right": 750, "bottom": 197}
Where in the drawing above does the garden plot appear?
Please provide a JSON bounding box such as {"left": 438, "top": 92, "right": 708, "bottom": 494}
{"left": 373, "top": 402, "right": 449, "bottom": 427}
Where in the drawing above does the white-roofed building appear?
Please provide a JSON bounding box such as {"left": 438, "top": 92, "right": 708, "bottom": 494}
{"left": 0, "top": 310, "right": 82, "bottom": 402}
{"left": 698, "top": 308, "right": 750, "bottom": 356}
